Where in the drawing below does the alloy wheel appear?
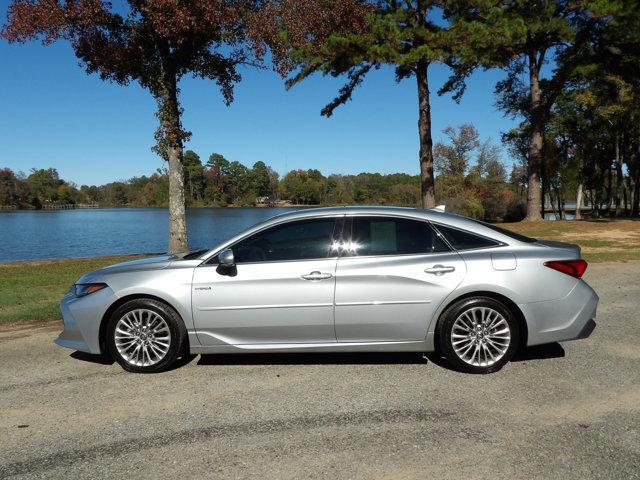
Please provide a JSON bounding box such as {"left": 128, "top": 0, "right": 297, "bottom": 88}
{"left": 114, "top": 309, "right": 172, "bottom": 367}
{"left": 450, "top": 306, "right": 511, "bottom": 367}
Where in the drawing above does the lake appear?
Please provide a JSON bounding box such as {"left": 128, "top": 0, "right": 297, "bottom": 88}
{"left": 0, "top": 208, "right": 300, "bottom": 263}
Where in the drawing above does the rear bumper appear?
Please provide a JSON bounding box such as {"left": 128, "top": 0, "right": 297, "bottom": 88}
{"left": 575, "top": 318, "right": 597, "bottom": 340}
{"left": 520, "top": 280, "right": 598, "bottom": 346}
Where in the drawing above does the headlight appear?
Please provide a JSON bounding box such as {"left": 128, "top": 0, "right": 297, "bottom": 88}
{"left": 73, "top": 283, "right": 108, "bottom": 297}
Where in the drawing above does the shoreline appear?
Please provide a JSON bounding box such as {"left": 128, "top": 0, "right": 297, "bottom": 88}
{"left": 0, "top": 204, "right": 322, "bottom": 212}
{"left": 0, "top": 253, "right": 148, "bottom": 267}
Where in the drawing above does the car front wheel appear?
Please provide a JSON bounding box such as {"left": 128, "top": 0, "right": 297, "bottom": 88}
{"left": 437, "top": 297, "right": 519, "bottom": 374}
{"left": 106, "top": 298, "right": 186, "bottom": 373}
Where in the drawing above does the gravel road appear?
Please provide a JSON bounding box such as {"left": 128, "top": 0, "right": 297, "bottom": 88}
{"left": 1, "top": 262, "right": 639, "bottom": 479}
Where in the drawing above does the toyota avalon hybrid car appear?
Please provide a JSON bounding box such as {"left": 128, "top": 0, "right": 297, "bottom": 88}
{"left": 56, "top": 206, "right": 598, "bottom": 374}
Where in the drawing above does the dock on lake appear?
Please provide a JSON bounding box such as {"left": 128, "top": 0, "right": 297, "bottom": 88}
{"left": 41, "top": 204, "right": 100, "bottom": 210}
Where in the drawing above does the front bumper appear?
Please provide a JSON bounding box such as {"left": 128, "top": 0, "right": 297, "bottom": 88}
{"left": 55, "top": 288, "right": 117, "bottom": 354}
{"left": 520, "top": 279, "right": 598, "bottom": 346}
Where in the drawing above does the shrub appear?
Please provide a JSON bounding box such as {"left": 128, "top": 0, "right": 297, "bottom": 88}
{"left": 504, "top": 199, "right": 527, "bottom": 222}
{"left": 444, "top": 195, "right": 485, "bottom": 219}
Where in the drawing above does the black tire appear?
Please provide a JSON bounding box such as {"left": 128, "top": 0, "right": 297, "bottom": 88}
{"left": 436, "top": 296, "right": 519, "bottom": 374}
{"left": 106, "top": 298, "right": 187, "bottom": 373}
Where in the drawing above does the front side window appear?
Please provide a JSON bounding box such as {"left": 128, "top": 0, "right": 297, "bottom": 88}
{"left": 433, "top": 224, "right": 500, "bottom": 250}
{"left": 346, "top": 216, "right": 449, "bottom": 256}
{"left": 232, "top": 218, "right": 338, "bottom": 263}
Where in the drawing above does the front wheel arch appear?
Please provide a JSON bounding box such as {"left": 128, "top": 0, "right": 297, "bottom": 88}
{"left": 434, "top": 291, "right": 528, "bottom": 353}
{"left": 99, "top": 294, "right": 189, "bottom": 356}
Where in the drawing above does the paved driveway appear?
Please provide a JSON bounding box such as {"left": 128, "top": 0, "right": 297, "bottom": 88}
{"left": 1, "top": 262, "right": 639, "bottom": 479}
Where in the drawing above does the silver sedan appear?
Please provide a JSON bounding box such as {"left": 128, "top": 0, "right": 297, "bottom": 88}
{"left": 56, "top": 206, "right": 598, "bottom": 374}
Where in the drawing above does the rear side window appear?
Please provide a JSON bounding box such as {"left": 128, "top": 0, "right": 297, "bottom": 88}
{"left": 472, "top": 220, "right": 537, "bottom": 243}
{"left": 347, "top": 217, "right": 449, "bottom": 256}
{"left": 434, "top": 224, "right": 500, "bottom": 250}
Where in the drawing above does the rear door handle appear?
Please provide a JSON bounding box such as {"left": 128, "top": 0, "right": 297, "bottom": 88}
{"left": 301, "top": 271, "right": 333, "bottom": 281}
{"left": 425, "top": 265, "right": 456, "bottom": 276}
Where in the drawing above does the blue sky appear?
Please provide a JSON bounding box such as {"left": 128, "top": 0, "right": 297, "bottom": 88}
{"left": 0, "top": 2, "right": 517, "bottom": 187}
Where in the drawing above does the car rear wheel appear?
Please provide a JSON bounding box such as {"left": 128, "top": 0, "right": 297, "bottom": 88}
{"left": 437, "top": 297, "right": 519, "bottom": 374}
{"left": 106, "top": 298, "right": 187, "bottom": 373}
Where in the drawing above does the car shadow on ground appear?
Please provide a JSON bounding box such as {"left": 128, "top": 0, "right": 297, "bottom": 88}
{"left": 427, "top": 342, "right": 566, "bottom": 372}
{"left": 511, "top": 342, "right": 565, "bottom": 362}
{"left": 70, "top": 351, "right": 114, "bottom": 365}
{"left": 197, "top": 352, "right": 431, "bottom": 366}
{"left": 69, "top": 351, "right": 197, "bottom": 371}
{"left": 69, "top": 342, "right": 565, "bottom": 371}
{"left": 197, "top": 343, "right": 565, "bottom": 368}
{"left": 197, "top": 343, "right": 565, "bottom": 370}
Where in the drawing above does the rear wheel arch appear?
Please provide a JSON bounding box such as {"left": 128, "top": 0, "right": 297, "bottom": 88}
{"left": 434, "top": 291, "right": 528, "bottom": 352}
{"left": 99, "top": 294, "right": 188, "bottom": 356}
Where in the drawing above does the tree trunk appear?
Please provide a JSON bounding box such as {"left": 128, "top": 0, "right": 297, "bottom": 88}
{"left": 160, "top": 75, "right": 189, "bottom": 254}
{"left": 575, "top": 183, "right": 583, "bottom": 220}
{"left": 550, "top": 191, "right": 560, "bottom": 221}
{"left": 615, "top": 133, "right": 623, "bottom": 217}
{"left": 540, "top": 155, "right": 546, "bottom": 219}
{"left": 634, "top": 123, "right": 640, "bottom": 217}
{"left": 624, "top": 178, "right": 629, "bottom": 216}
{"left": 526, "top": 57, "right": 543, "bottom": 221}
{"left": 416, "top": 60, "right": 435, "bottom": 209}
{"left": 605, "top": 163, "right": 613, "bottom": 216}
{"left": 575, "top": 151, "right": 583, "bottom": 220}
{"left": 634, "top": 158, "right": 640, "bottom": 217}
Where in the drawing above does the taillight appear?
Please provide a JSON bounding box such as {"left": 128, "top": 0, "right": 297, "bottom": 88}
{"left": 544, "top": 259, "right": 588, "bottom": 279}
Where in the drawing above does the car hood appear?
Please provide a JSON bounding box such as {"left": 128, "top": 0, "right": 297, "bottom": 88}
{"left": 76, "top": 255, "right": 174, "bottom": 284}
{"left": 102, "top": 255, "right": 174, "bottom": 271}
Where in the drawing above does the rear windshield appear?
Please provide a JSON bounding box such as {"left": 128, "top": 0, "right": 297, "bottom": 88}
{"left": 473, "top": 221, "right": 537, "bottom": 243}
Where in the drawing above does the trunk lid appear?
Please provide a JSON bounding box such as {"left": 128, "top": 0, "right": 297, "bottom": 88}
{"left": 535, "top": 239, "right": 581, "bottom": 258}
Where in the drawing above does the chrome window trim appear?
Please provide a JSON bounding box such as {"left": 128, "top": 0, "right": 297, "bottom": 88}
{"left": 334, "top": 250, "right": 458, "bottom": 261}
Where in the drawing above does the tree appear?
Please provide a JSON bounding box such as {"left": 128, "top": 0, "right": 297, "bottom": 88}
{"left": 226, "top": 161, "right": 250, "bottom": 203}
{"left": 434, "top": 124, "right": 480, "bottom": 176}
{"left": 281, "top": 169, "right": 326, "bottom": 205}
{"left": 0, "top": 168, "right": 22, "bottom": 206}
{"left": 2, "top": 0, "right": 273, "bottom": 252}
{"left": 268, "top": 0, "right": 459, "bottom": 209}
{"left": 27, "top": 168, "right": 61, "bottom": 206}
{"left": 183, "top": 150, "right": 205, "bottom": 204}
{"left": 473, "top": 139, "right": 502, "bottom": 178}
{"left": 250, "top": 161, "right": 272, "bottom": 198}
{"left": 446, "top": 0, "right": 599, "bottom": 220}
{"left": 204, "top": 153, "right": 230, "bottom": 205}
{"left": 588, "top": 0, "right": 640, "bottom": 216}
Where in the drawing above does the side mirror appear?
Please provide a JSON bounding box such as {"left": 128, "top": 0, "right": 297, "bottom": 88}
{"left": 218, "top": 248, "right": 235, "bottom": 268}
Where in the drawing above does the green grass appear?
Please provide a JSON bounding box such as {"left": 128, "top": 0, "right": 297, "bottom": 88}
{"left": 501, "top": 219, "right": 640, "bottom": 263}
{"left": 0, "top": 256, "right": 141, "bottom": 325}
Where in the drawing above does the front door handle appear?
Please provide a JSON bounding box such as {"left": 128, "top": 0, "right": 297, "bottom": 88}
{"left": 301, "top": 271, "right": 333, "bottom": 281}
{"left": 425, "top": 265, "right": 456, "bottom": 276}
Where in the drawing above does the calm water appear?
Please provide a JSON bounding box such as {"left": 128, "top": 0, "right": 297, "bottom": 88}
{"left": 0, "top": 208, "right": 299, "bottom": 262}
